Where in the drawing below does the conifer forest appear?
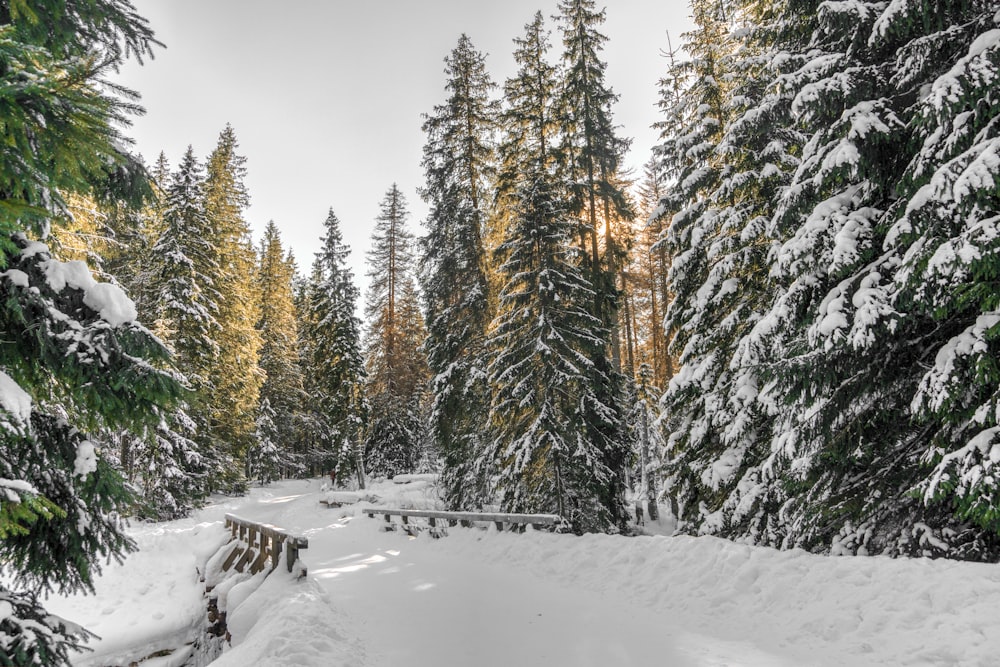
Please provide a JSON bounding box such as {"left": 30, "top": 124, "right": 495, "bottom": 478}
{"left": 2, "top": 0, "right": 1000, "bottom": 663}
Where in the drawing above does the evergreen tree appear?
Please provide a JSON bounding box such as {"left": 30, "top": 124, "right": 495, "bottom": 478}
{"left": 256, "top": 220, "right": 305, "bottom": 470}
{"left": 306, "top": 209, "right": 365, "bottom": 480}
{"left": 153, "top": 146, "right": 221, "bottom": 389}
{"left": 419, "top": 34, "right": 498, "bottom": 509}
{"left": 556, "top": 0, "right": 633, "bottom": 370}
{"left": 247, "top": 399, "right": 281, "bottom": 485}
{"left": 488, "top": 14, "right": 625, "bottom": 532}
{"left": 363, "top": 185, "right": 429, "bottom": 478}
{"left": 554, "top": 0, "right": 631, "bottom": 528}
{"left": 655, "top": 0, "right": 1000, "bottom": 558}
{"left": 108, "top": 406, "right": 208, "bottom": 521}
{"left": 487, "top": 150, "right": 619, "bottom": 533}
{"left": 0, "top": 1, "right": 174, "bottom": 649}
{"left": 203, "top": 125, "right": 264, "bottom": 491}
{"left": 655, "top": 0, "right": 804, "bottom": 540}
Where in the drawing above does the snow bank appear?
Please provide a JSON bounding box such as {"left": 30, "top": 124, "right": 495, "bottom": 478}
{"left": 48, "top": 479, "right": 1000, "bottom": 666}
{"left": 210, "top": 569, "right": 367, "bottom": 667}
{"left": 46, "top": 519, "right": 228, "bottom": 667}
{"left": 435, "top": 528, "right": 1000, "bottom": 666}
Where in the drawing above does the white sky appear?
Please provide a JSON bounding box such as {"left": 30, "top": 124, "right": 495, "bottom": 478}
{"left": 114, "top": 1, "right": 694, "bottom": 290}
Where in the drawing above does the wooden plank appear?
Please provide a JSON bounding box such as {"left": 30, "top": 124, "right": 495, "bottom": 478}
{"left": 271, "top": 534, "right": 284, "bottom": 572}
{"left": 251, "top": 534, "right": 271, "bottom": 574}
{"left": 234, "top": 545, "right": 255, "bottom": 573}
{"left": 221, "top": 542, "right": 243, "bottom": 571}
{"left": 359, "top": 508, "right": 561, "bottom": 525}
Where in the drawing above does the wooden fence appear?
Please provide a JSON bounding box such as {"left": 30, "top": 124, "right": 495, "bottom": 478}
{"left": 222, "top": 513, "right": 309, "bottom": 576}
{"left": 361, "top": 507, "right": 562, "bottom": 535}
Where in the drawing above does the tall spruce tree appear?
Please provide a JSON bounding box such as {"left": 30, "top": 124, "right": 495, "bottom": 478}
{"left": 203, "top": 125, "right": 264, "bottom": 491}
{"left": 655, "top": 0, "right": 804, "bottom": 537}
{"left": 419, "top": 34, "right": 498, "bottom": 508}
{"left": 364, "top": 185, "right": 429, "bottom": 478}
{"left": 254, "top": 221, "right": 304, "bottom": 479}
{"left": 307, "top": 209, "right": 366, "bottom": 480}
{"left": 153, "top": 147, "right": 221, "bottom": 389}
{"left": 0, "top": 2, "right": 189, "bottom": 662}
{"left": 488, "top": 13, "right": 626, "bottom": 532}
{"left": 654, "top": 0, "right": 1000, "bottom": 559}
{"left": 554, "top": 0, "right": 631, "bottom": 528}
{"left": 556, "top": 0, "right": 633, "bottom": 370}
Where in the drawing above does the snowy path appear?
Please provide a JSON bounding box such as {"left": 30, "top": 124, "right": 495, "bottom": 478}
{"left": 218, "top": 482, "right": 795, "bottom": 667}
{"left": 47, "top": 479, "right": 1000, "bottom": 666}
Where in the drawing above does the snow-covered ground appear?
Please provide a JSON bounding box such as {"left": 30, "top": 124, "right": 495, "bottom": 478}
{"left": 46, "top": 478, "right": 1000, "bottom": 666}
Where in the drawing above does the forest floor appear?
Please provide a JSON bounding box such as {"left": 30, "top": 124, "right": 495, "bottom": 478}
{"left": 47, "top": 478, "right": 1000, "bottom": 666}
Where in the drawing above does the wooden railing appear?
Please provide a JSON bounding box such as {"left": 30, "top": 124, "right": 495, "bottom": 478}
{"left": 361, "top": 507, "right": 563, "bottom": 535}
{"left": 222, "top": 513, "right": 309, "bottom": 576}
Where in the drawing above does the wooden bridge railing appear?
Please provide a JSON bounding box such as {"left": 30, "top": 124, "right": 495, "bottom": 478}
{"left": 361, "top": 507, "right": 563, "bottom": 534}
{"left": 222, "top": 513, "right": 309, "bottom": 576}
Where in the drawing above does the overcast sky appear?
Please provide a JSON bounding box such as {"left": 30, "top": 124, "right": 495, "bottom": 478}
{"left": 114, "top": 1, "right": 694, "bottom": 292}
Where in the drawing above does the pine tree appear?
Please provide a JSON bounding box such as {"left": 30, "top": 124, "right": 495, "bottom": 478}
{"left": 487, "top": 152, "right": 620, "bottom": 533}
{"left": 419, "top": 34, "right": 498, "bottom": 509}
{"left": 488, "top": 13, "right": 625, "bottom": 532}
{"left": 654, "top": 0, "right": 805, "bottom": 540}
{"left": 306, "top": 209, "right": 365, "bottom": 480}
{"left": 556, "top": 0, "right": 633, "bottom": 370}
{"left": 554, "top": 0, "right": 631, "bottom": 528}
{"left": 153, "top": 146, "right": 221, "bottom": 389}
{"left": 654, "top": 0, "right": 1000, "bottom": 558}
{"left": 256, "top": 221, "right": 305, "bottom": 471}
{"left": 247, "top": 399, "right": 282, "bottom": 485}
{"left": 363, "top": 185, "right": 429, "bottom": 478}
{"left": 203, "top": 125, "right": 264, "bottom": 491}
{"left": 0, "top": 4, "right": 173, "bottom": 655}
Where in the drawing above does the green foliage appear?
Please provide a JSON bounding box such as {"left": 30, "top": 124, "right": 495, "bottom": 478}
{"left": 202, "top": 125, "right": 263, "bottom": 489}
{"left": 256, "top": 221, "right": 305, "bottom": 469}
{"left": 419, "top": 34, "right": 497, "bottom": 509}
{"left": 655, "top": 0, "right": 1000, "bottom": 558}
{"left": 304, "top": 209, "right": 365, "bottom": 477}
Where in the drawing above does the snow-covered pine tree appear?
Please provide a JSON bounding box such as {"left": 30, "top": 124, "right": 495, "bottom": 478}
{"left": 488, "top": 13, "right": 624, "bottom": 532}
{"left": 556, "top": 0, "right": 633, "bottom": 369}
{"left": 247, "top": 399, "right": 282, "bottom": 485}
{"left": 306, "top": 209, "right": 366, "bottom": 479}
{"left": 555, "top": 0, "right": 631, "bottom": 527}
{"left": 154, "top": 146, "right": 222, "bottom": 390}
{"left": 108, "top": 406, "right": 208, "bottom": 521}
{"left": 363, "top": 185, "right": 429, "bottom": 479}
{"left": 203, "top": 125, "right": 264, "bottom": 492}
{"left": 256, "top": 220, "right": 305, "bottom": 474}
{"left": 874, "top": 0, "right": 1000, "bottom": 555}
{"left": 419, "top": 34, "right": 498, "bottom": 509}
{"left": 0, "top": 4, "right": 181, "bottom": 658}
{"left": 654, "top": 0, "right": 807, "bottom": 541}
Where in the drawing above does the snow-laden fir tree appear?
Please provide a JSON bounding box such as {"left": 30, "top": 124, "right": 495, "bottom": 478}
{"left": 364, "top": 186, "right": 429, "bottom": 479}
{"left": 108, "top": 406, "right": 208, "bottom": 520}
{"left": 890, "top": 3, "right": 1000, "bottom": 549}
{"left": 488, "top": 13, "right": 625, "bottom": 532}
{"left": 153, "top": 146, "right": 221, "bottom": 390}
{"left": 202, "top": 125, "right": 264, "bottom": 492}
{"left": 255, "top": 220, "right": 305, "bottom": 476}
{"left": 419, "top": 34, "right": 498, "bottom": 509}
{"left": 657, "top": 0, "right": 1000, "bottom": 558}
{"left": 556, "top": 0, "right": 633, "bottom": 371}
{"left": 247, "top": 399, "right": 282, "bottom": 485}
{"left": 655, "top": 0, "right": 804, "bottom": 539}
{"left": 0, "top": 2, "right": 186, "bottom": 659}
{"left": 306, "top": 209, "right": 366, "bottom": 480}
